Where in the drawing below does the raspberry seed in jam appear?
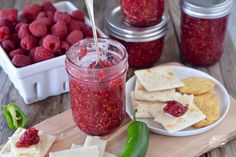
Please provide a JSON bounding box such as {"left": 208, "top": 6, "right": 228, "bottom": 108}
{"left": 163, "top": 100, "right": 188, "bottom": 117}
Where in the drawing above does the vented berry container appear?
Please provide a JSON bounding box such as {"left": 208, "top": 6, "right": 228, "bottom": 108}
{"left": 0, "top": 1, "right": 106, "bottom": 104}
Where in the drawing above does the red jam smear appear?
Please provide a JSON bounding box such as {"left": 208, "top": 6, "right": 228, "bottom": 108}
{"left": 120, "top": 0, "right": 164, "bottom": 26}
{"left": 117, "top": 37, "right": 164, "bottom": 68}
{"left": 180, "top": 12, "right": 228, "bottom": 67}
{"left": 16, "top": 128, "right": 40, "bottom": 148}
{"left": 68, "top": 49, "right": 126, "bottom": 135}
{"left": 163, "top": 100, "right": 188, "bottom": 117}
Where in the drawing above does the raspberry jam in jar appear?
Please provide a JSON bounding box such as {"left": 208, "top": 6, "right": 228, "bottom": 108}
{"left": 120, "top": 0, "right": 164, "bottom": 26}
{"left": 66, "top": 38, "right": 128, "bottom": 136}
{"left": 180, "top": 0, "right": 233, "bottom": 67}
{"left": 106, "top": 7, "right": 168, "bottom": 68}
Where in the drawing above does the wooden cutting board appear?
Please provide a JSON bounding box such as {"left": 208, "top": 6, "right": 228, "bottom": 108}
{"left": 34, "top": 63, "right": 236, "bottom": 157}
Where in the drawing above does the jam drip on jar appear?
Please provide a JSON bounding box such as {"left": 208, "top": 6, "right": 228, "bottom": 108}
{"left": 16, "top": 128, "right": 40, "bottom": 148}
{"left": 120, "top": 0, "right": 164, "bottom": 26}
{"left": 181, "top": 12, "right": 228, "bottom": 66}
{"left": 163, "top": 100, "right": 188, "bottom": 117}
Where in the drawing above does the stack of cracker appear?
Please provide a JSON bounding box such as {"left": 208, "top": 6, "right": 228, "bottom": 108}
{"left": 132, "top": 67, "right": 215, "bottom": 133}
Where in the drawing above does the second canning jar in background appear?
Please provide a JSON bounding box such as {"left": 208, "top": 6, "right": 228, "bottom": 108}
{"left": 106, "top": 7, "right": 169, "bottom": 68}
{"left": 180, "top": 0, "right": 233, "bottom": 67}
{"left": 120, "top": 0, "right": 165, "bottom": 26}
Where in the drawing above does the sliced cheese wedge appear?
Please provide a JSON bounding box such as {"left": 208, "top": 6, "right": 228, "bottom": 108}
{"left": 104, "top": 152, "right": 117, "bottom": 157}
{"left": 84, "top": 136, "right": 107, "bottom": 157}
{"left": 49, "top": 146, "right": 100, "bottom": 157}
{"left": 71, "top": 142, "right": 117, "bottom": 157}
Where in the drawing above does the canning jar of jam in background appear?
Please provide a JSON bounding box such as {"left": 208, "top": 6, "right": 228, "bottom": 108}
{"left": 180, "top": 0, "right": 233, "bottom": 67}
{"left": 120, "top": 0, "right": 164, "bottom": 26}
{"left": 66, "top": 38, "right": 128, "bottom": 135}
{"left": 106, "top": 7, "right": 168, "bottom": 68}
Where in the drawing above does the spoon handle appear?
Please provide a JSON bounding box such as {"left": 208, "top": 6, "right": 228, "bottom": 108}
{"left": 84, "top": 0, "right": 99, "bottom": 54}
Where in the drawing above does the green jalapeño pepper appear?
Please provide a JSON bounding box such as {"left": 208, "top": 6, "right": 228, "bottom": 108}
{"left": 2, "top": 103, "right": 27, "bottom": 131}
{"left": 120, "top": 110, "right": 149, "bottom": 157}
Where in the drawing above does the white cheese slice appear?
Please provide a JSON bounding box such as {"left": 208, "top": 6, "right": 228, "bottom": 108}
{"left": 70, "top": 144, "right": 82, "bottom": 149}
{"left": 0, "top": 128, "right": 56, "bottom": 157}
{"left": 49, "top": 146, "right": 100, "bottom": 157}
{"left": 71, "top": 144, "right": 116, "bottom": 157}
{"left": 84, "top": 136, "right": 107, "bottom": 157}
{"left": 9, "top": 133, "right": 39, "bottom": 156}
{"left": 104, "top": 152, "right": 117, "bottom": 157}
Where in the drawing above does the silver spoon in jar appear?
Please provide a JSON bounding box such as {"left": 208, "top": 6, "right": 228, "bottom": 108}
{"left": 84, "top": 0, "right": 101, "bottom": 68}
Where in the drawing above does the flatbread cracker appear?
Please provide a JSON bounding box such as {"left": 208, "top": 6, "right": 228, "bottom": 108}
{"left": 177, "top": 77, "right": 215, "bottom": 95}
{"left": 134, "top": 80, "right": 176, "bottom": 102}
{"left": 131, "top": 92, "right": 165, "bottom": 118}
{"left": 151, "top": 94, "right": 206, "bottom": 133}
{"left": 193, "top": 93, "right": 220, "bottom": 128}
{"left": 135, "top": 67, "right": 184, "bottom": 92}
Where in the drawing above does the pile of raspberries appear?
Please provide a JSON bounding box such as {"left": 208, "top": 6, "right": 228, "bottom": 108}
{"left": 0, "top": 1, "right": 93, "bottom": 68}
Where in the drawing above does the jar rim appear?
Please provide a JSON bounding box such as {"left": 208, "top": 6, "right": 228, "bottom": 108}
{"left": 105, "top": 7, "right": 169, "bottom": 42}
{"left": 65, "top": 38, "right": 128, "bottom": 75}
{"left": 180, "top": 0, "right": 233, "bottom": 19}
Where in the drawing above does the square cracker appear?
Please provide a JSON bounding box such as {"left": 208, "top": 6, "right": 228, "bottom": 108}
{"left": 135, "top": 67, "right": 184, "bottom": 92}
{"left": 131, "top": 92, "right": 165, "bottom": 118}
{"left": 134, "top": 80, "right": 176, "bottom": 102}
{"left": 193, "top": 92, "right": 220, "bottom": 128}
{"left": 151, "top": 94, "right": 206, "bottom": 133}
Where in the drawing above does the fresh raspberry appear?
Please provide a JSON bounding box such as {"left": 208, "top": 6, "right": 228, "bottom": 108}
{"left": 0, "top": 19, "right": 15, "bottom": 32}
{"left": 42, "top": 1, "right": 56, "bottom": 12}
{"left": 81, "top": 26, "right": 93, "bottom": 37}
{"left": 20, "top": 35, "right": 38, "bottom": 50}
{"left": 18, "top": 24, "right": 31, "bottom": 39}
{"left": 42, "top": 34, "right": 60, "bottom": 53}
{"left": 9, "top": 33, "right": 20, "bottom": 45}
{"left": 71, "top": 10, "right": 85, "bottom": 22}
{"left": 15, "top": 21, "right": 26, "bottom": 32}
{"left": 68, "top": 20, "right": 84, "bottom": 32}
{"left": 1, "top": 40, "right": 15, "bottom": 52}
{"left": 46, "top": 11, "right": 54, "bottom": 19}
{"left": 0, "top": 26, "right": 10, "bottom": 41}
{"left": 53, "top": 11, "right": 71, "bottom": 24}
{"left": 0, "top": 9, "right": 18, "bottom": 23}
{"left": 9, "top": 49, "right": 25, "bottom": 59}
{"left": 66, "top": 30, "right": 83, "bottom": 45}
{"left": 34, "top": 46, "right": 54, "bottom": 62}
{"left": 12, "top": 54, "right": 31, "bottom": 67}
{"left": 58, "top": 41, "right": 69, "bottom": 55}
{"left": 23, "top": 4, "right": 42, "bottom": 22}
{"left": 36, "top": 17, "right": 53, "bottom": 28}
{"left": 36, "top": 12, "right": 47, "bottom": 19}
{"left": 29, "top": 48, "right": 36, "bottom": 62}
{"left": 29, "top": 21, "right": 48, "bottom": 37}
{"left": 51, "top": 20, "right": 68, "bottom": 40}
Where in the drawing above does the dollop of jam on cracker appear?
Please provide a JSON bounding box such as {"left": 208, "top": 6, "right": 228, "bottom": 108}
{"left": 164, "top": 100, "right": 188, "bottom": 117}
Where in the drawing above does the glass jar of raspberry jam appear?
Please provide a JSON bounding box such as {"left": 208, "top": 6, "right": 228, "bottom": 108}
{"left": 65, "top": 38, "right": 128, "bottom": 135}
{"left": 180, "top": 0, "right": 233, "bottom": 67}
{"left": 106, "top": 7, "right": 168, "bottom": 68}
{"left": 120, "top": 0, "right": 164, "bottom": 26}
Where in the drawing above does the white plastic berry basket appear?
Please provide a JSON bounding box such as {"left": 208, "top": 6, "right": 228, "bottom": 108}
{"left": 0, "top": 1, "right": 107, "bottom": 104}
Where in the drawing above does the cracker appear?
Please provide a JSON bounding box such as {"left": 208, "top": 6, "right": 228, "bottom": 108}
{"left": 134, "top": 80, "right": 176, "bottom": 102}
{"left": 131, "top": 92, "right": 165, "bottom": 118}
{"left": 192, "top": 93, "right": 220, "bottom": 128}
{"left": 151, "top": 94, "right": 206, "bottom": 133}
{"left": 177, "top": 77, "right": 215, "bottom": 95}
{"left": 135, "top": 67, "right": 184, "bottom": 92}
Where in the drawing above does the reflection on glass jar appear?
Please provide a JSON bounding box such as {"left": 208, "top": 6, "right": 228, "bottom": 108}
{"left": 66, "top": 38, "right": 128, "bottom": 135}
{"left": 180, "top": 0, "right": 233, "bottom": 67}
{"left": 120, "top": 0, "right": 165, "bottom": 26}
